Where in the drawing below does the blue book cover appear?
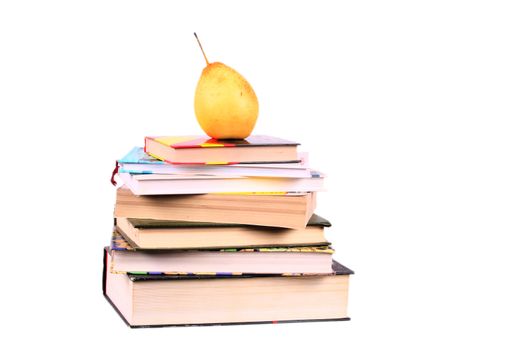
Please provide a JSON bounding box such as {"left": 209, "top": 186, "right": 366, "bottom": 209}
{"left": 117, "top": 147, "right": 167, "bottom": 174}
{"left": 119, "top": 147, "right": 162, "bottom": 165}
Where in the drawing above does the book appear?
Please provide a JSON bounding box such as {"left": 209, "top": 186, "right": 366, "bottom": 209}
{"left": 144, "top": 135, "right": 299, "bottom": 164}
{"left": 103, "top": 248, "right": 353, "bottom": 327}
{"left": 118, "top": 171, "right": 324, "bottom": 195}
{"left": 118, "top": 147, "right": 311, "bottom": 178}
{"left": 114, "top": 186, "right": 316, "bottom": 229}
{"left": 115, "top": 213, "right": 331, "bottom": 249}
{"left": 109, "top": 230, "right": 333, "bottom": 274}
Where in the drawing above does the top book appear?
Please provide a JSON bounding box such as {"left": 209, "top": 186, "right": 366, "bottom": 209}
{"left": 144, "top": 135, "right": 300, "bottom": 164}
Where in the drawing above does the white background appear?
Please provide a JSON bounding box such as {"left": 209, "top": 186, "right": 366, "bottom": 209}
{"left": 1, "top": 0, "right": 524, "bottom": 348}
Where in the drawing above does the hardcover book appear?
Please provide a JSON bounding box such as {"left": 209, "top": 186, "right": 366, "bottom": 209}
{"left": 115, "top": 213, "right": 331, "bottom": 249}
{"left": 144, "top": 135, "right": 299, "bottom": 164}
{"left": 103, "top": 248, "right": 353, "bottom": 327}
{"left": 109, "top": 230, "right": 334, "bottom": 274}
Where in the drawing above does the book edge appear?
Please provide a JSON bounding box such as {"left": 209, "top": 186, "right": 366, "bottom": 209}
{"left": 127, "top": 317, "right": 350, "bottom": 328}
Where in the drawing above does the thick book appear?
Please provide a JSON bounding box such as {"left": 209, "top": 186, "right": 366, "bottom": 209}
{"left": 109, "top": 230, "right": 333, "bottom": 274}
{"left": 114, "top": 186, "right": 316, "bottom": 229}
{"left": 144, "top": 135, "right": 299, "bottom": 164}
{"left": 118, "top": 147, "right": 310, "bottom": 178}
{"left": 115, "top": 213, "right": 331, "bottom": 249}
{"left": 118, "top": 171, "right": 324, "bottom": 195}
{"left": 103, "top": 248, "right": 353, "bottom": 327}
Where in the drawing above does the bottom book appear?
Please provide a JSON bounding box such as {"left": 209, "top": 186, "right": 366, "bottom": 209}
{"left": 103, "top": 248, "right": 353, "bottom": 327}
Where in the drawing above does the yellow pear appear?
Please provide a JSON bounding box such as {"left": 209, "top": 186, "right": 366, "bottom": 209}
{"left": 193, "top": 34, "right": 259, "bottom": 139}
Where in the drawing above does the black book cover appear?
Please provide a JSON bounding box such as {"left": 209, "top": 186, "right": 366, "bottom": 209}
{"left": 126, "top": 213, "right": 331, "bottom": 229}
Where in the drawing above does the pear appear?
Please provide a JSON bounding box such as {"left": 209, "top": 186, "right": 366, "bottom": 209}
{"left": 194, "top": 33, "right": 259, "bottom": 139}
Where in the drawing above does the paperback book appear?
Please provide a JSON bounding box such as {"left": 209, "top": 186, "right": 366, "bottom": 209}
{"left": 114, "top": 186, "right": 316, "bottom": 229}
{"left": 118, "top": 147, "right": 310, "bottom": 177}
{"left": 118, "top": 171, "right": 324, "bottom": 195}
{"left": 109, "top": 231, "right": 334, "bottom": 274}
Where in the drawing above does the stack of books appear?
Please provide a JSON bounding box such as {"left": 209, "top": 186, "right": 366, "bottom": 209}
{"left": 103, "top": 135, "right": 353, "bottom": 327}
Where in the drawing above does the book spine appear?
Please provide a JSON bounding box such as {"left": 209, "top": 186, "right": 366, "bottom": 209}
{"left": 102, "top": 248, "right": 108, "bottom": 295}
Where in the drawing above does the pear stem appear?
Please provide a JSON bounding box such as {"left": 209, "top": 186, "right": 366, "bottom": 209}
{"left": 194, "top": 32, "right": 209, "bottom": 66}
